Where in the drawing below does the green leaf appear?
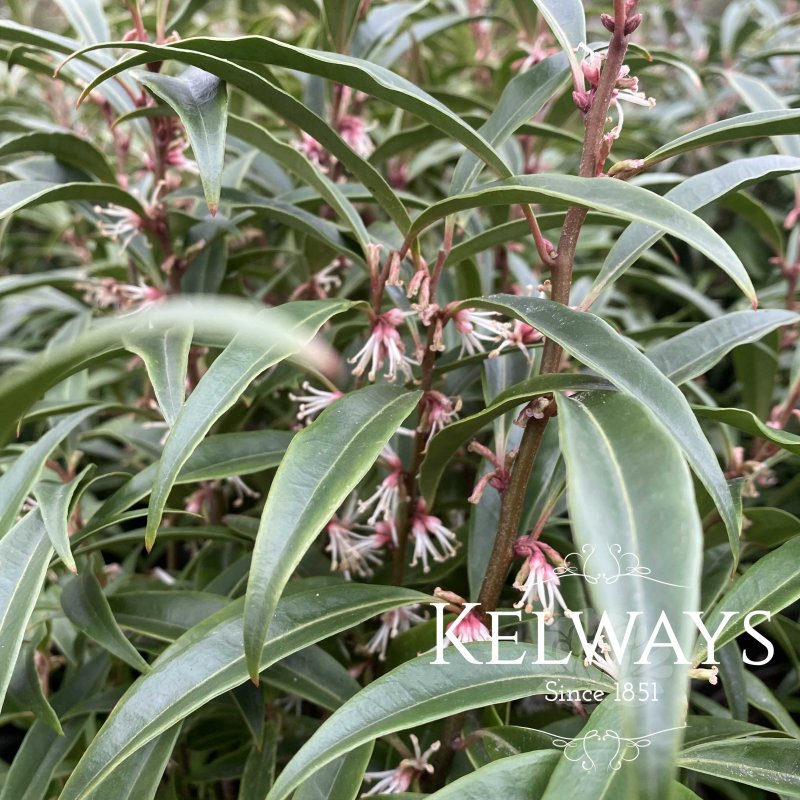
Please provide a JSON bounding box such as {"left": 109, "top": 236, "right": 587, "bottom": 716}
{"left": 0, "top": 180, "right": 146, "bottom": 222}
{"left": 407, "top": 176, "right": 754, "bottom": 306}
{"left": 0, "top": 511, "right": 52, "bottom": 712}
{"left": 58, "top": 583, "right": 428, "bottom": 800}
{"left": 725, "top": 72, "right": 800, "bottom": 159}
{"left": 585, "top": 156, "right": 800, "bottom": 305}
{"left": 647, "top": 310, "right": 799, "bottom": 385}
{"left": 53, "top": 0, "right": 109, "bottom": 43}
{"left": 419, "top": 373, "right": 610, "bottom": 503}
{"left": 323, "top": 0, "right": 361, "bottom": 52}
{"left": 694, "top": 406, "right": 800, "bottom": 457}
{"left": 6, "top": 627, "right": 62, "bottom": 735}
{"left": 744, "top": 672, "right": 800, "bottom": 738}
{"left": 266, "top": 643, "right": 613, "bottom": 800}
{"left": 61, "top": 571, "right": 151, "bottom": 673}
{"left": 642, "top": 109, "right": 800, "bottom": 166}
{"left": 0, "top": 298, "right": 330, "bottom": 444}
{"left": 227, "top": 114, "right": 370, "bottom": 252}
{"left": 134, "top": 68, "right": 228, "bottom": 214}
{"left": 465, "top": 295, "right": 740, "bottom": 559}
{"left": 678, "top": 739, "right": 800, "bottom": 794}
{"left": 64, "top": 41, "right": 411, "bottom": 230}
{"left": 557, "top": 392, "right": 701, "bottom": 796}
{"left": 146, "top": 298, "right": 353, "bottom": 548}
{"left": 449, "top": 54, "right": 569, "bottom": 194}
{"left": 84, "top": 725, "right": 182, "bottom": 800}
{"left": 90, "top": 429, "right": 292, "bottom": 524}
{"left": 123, "top": 324, "right": 193, "bottom": 427}
{"left": 34, "top": 467, "right": 92, "bottom": 574}
{"left": 530, "top": 0, "right": 585, "bottom": 91}
{"left": 244, "top": 384, "right": 420, "bottom": 680}
{"left": 428, "top": 751, "right": 559, "bottom": 799}
{"left": 694, "top": 536, "right": 800, "bottom": 662}
{"left": 0, "top": 406, "right": 96, "bottom": 539}
{"left": 292, "top": 743, "right": 373, "bottom": 800}
{"left": 0, "top": 130, "right": 116, "bottom": 183}
{"left": 240, "top": 724, "right": 279, "bottom": 800}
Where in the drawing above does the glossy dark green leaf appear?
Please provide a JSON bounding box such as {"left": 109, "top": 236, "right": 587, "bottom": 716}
{"left": 0, "top": 512, "right": 53, "bottom": 713}
{"left": 266, "top": 643, "right": 613, "bottom": 800}
{"left": 428, "top": 750, "right": 559, "bottom": 799}
{"left": 642, "top": 109, "right": 800, "bottom": 165}
{"left": 146, "top": 299, "right": 354, "bottom": 548}
{"left": 123, "top": 324, "right": 193, "bottom": 427}
{"left": 586, "top": 156, "right": 800, "bottom": 305}
{"left": 135, "top": 68, "right": 228, "bottom": 214}
{"left": 61, "top": 571, "right": 151, "bottom": 673}
{"left": 694, "top": 536, "right": 800, "bottom": 662}
{"left": 647, "top": 310, "right": 798, "bottom": 385}
{"left": 0, "top": 130, "right": 115, "bottom": 182}
{"left": 244, "top": 384, "right": 421, "bottom": 680}
{"left": 558, "top": 392, "right": 701, "bottom": 796}
{"left": 91, "top": 429, "right": 292, "bottom": 523}
{"left": 292, "top": 743, "right": 373, "bottom": 800}
{"left": 678, "top": 739, "right": 800, "bottom": 794}
{"left": 0, "top": 180, "right": 146, "bottom": 221}
{"left": 408, "top": 176, "right": 754, "bottom": 305}
{"left": 59, "top": 584, "right": 428, "bottom": 800}
{"left": 420, "top": 373, "right": 609, "bottom": 503}
{"left": 694, "top": 406, "right": 800, "bottom": 456}
{"left": 465, "top": 295, "right": 740, "bottom": 557}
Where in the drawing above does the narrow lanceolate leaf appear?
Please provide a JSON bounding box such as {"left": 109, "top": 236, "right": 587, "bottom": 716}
{"left": 34, "top": 466, "right": 92, "bottom": 573}
{"left": 168, "top": 36, "right": 511, "bottom": 177}
{"left": 678, "top": 740, "right": 800, "bottom": 794}
{"left": 227, "top": 114, "right": 370, "bottom": 251}
{"left": 266, "top": 643, "right": 614, "bottom": 800}
{"left": 558, "top": 392, "right": 702, "bottom": 797}
{"left": 419, "top": 373, "right": 610, "bottom": 503}
{"left": 465, "top": 295, "right": 740, "bottom": 558}
{"left": 694, "top": 406, "right": 800, "bottom": 456}
{"left": 449, "top": 54, "right": 569, "bottom": 194}
{"left": 530, "top": 0, "right": 585, "bottom": 90}
{"left": 61, "top": 571, "right": 151, "bottom": 673}
{"left": 725, "top": 72, "right": 800, "bottom": 159}
{"left": 7, "top": 629, "right": 62, "bottom": 735}
{"left": 243, "top": 384, "right": 420, "bottom": 680}
{"left": 428, "top": 751, "right": 560, "bottom": 799}
{"left": 63, "top": 43, "right": 410, "bottom": 231}
{"left": 146, "top": 299, "right": 354, "bottom": 549}
{"left": 0, "top": 298, "right": 331, "bottom": 445}
{"left": 58, "top": 584, "right": 429, "bottom": 800}
{"left": 53, "top": 0, "right": 108, "bottom": 43}
{"left": 0, "top": 406, "right": 96, "bottom": 539}
{"left": 135, "top": 68, "right": 228, "bottom": 214}
{"left": 0, "top": 181, "right": 146, "bottom": 221}
{"left": 406, "top": 176, "right": 755, "bottom": 306}
{"left": 0, "top": 130, "right": 116, "bottom": 183}
{"left": 694, "top": 536, "right": 800, "bottom": 663}
{"left": 83, "top": 725, "right": 182, "bottom": 800}
{"left": 0, "top": 511, "right": 53, "bottom": 711}
{"left": 585, "top": 156, "right": 800, "bottom": 305}
{"left": 91, "top": 429, "right": 292, "bottom": 523}
{"left": 124, "top": 324, "right": 193, "bottom": 427}
{"left": 642, "top": 109, "right": 800, "bottom": 166}
{"left": 323, "top": 0, "right": 360, "bottom": 52}
{"left": 293, "top": 744, "right": 373, "bottom": 800}
{"left": 647, "top": 309, "right": 799, "bottom": 385}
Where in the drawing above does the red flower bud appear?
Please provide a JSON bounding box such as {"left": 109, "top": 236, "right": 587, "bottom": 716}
{"left": 624, "top": 13, "right": 643, "bottom": 34}
{"left": 600, "top": 13, "right": 615, "bottom": 32}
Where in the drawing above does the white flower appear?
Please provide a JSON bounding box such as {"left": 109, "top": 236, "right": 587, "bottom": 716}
{"left": 445, "top": 609, "right": 491, "bottom": 644}
{"left": 512, "top": 535, "right": 571, "bottom": 622}
{"left": 409, "top": 500, "right": 459, "bottom": 573}
{"left": 349, "top": 309, "right": 416, "bottom": 383}
{"left": 357, "top": 446, "right": 404, "bottom": 533}
{"left": 452, "top": 308, "right": 510, "bottom": 355}
{"left": 365, "top": 605, "right": 427, "bottom": 661}
{"left": 362, "top": 734, "right": 440, "bottom": 795}
{"left": 288, "top": 382, "right": 343, "bottom": 424}
{"left": 325, "top": 516, "right": 390, "bottom": 580}
{"left": 583, "top": 633, "right": 620, "bottom": 682}
{"left": 418, "top": 391, "right": 461, "bottom": 448}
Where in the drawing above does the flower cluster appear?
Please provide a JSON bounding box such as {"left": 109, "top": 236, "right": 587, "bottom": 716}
{"left": 511, "top": 535, "right": 571, "bottom": 622}
{"left": 363, "top": 734, "right": 440, "bottom": 795}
